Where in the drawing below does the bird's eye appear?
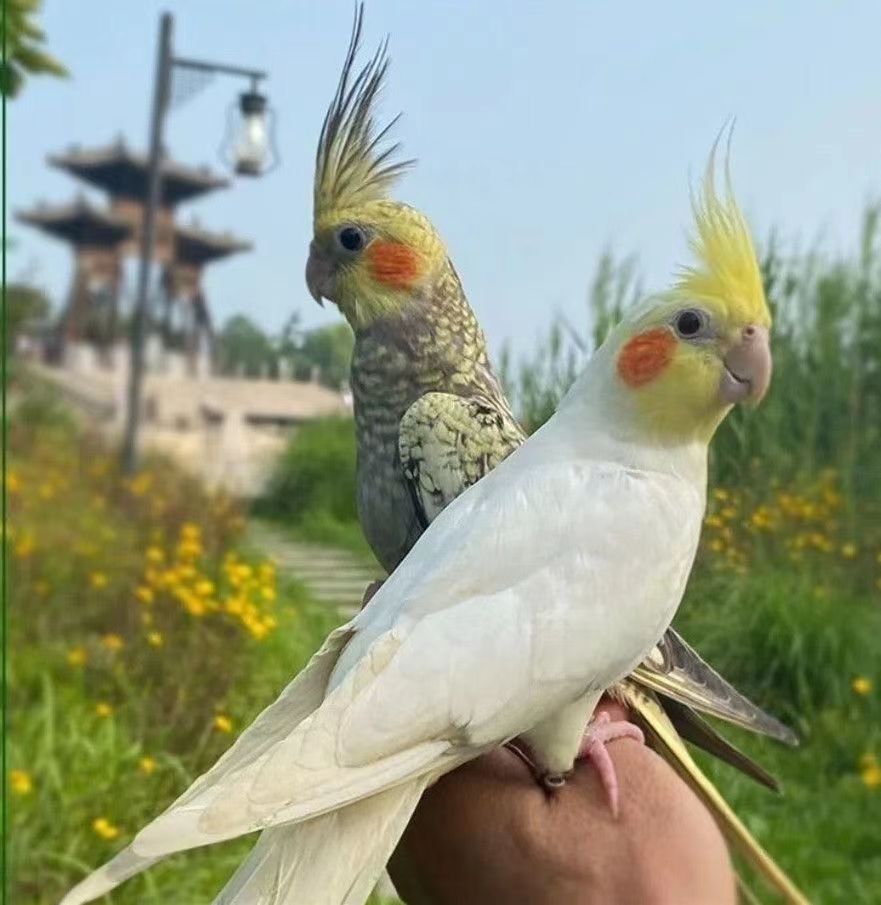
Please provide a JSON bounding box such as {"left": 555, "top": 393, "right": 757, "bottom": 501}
{"left": 336, "top": 226, "right": 365, "bottom": 253}
{"left": 673, "top": 309, "right": 707, "bottom": 338}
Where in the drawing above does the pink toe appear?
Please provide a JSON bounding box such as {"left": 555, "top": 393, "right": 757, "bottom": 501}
{"left": 576, "top": 717, "right": 645, "bottom": 817}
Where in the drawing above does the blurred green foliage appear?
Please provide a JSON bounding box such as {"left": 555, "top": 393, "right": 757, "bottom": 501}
{"left": 256, "top": 416, "right": 359, "bottom": 526}
{"left": 1, "top": 0, "right": 69, "bottom": 99}
{"left": 215, "top": 314, "right": 354, "bottom": 389}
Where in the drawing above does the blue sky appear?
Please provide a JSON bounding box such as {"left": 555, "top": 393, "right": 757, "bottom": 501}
{"left": 9, "top": 0, "right": 881, "bottom": 359}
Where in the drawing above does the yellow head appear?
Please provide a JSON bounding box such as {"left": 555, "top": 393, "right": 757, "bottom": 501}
{"left": 306, "top": 6, "right": 448, "bottom": 329}
{"left": 605, "top": 144, "right": 772, "bottom": 445}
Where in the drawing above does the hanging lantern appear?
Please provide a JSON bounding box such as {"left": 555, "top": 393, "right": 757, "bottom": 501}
{"left": 221, "top": 85, "right": 279, "bottom": 177}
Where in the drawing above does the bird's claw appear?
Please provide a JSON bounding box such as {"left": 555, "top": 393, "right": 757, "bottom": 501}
{"left": 541, "top": 771, "right": 572, "bottom": 790}
{"left": 576, "top": 711, "right": 645, "bottom": 817}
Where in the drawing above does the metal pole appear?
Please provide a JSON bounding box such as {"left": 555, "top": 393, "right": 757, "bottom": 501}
{"left": 120, "top": 12, "right": 173, "bottom": 474}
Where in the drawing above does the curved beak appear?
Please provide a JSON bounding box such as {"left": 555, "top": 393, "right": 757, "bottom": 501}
{"left": 719, "top": 324, "right": 772, "bottom": 405}
{"left": 305, "top": 242, "right": 333, "bottom": 306}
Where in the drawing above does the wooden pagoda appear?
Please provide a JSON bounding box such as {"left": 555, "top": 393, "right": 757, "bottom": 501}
{"left": 15, "top": 137, "right": 252, "bottom": 371}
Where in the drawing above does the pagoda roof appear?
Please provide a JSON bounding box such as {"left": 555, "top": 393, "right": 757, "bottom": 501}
{"left": 48, "top": 137, "right": 230, "bottom": 206}
{"left": 15, "top": 197, "right": 132, "bottom": 246}
{"left": 175, "top": 220, "right": 253, "bottom": 264}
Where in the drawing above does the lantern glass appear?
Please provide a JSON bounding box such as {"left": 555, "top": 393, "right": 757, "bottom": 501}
{"left": 233, "top": 90, "right": 269, "bottom": 176}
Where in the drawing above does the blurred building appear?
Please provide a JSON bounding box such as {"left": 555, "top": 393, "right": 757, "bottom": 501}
{"left": 16, "top": 136, "right": 249, "bottom": 378}
{"left": 17, "top": 136, "right": 353, "bottom": 496}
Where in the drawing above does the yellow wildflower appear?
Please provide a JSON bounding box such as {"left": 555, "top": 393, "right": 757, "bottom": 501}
{"left": 128, "top": 473, "right": 152, "bottom": 496}
{"left": 184, "top": 596, "right": 207, "bottom": 617}
{"left": 749, "top": 507, "right": 771, "bottom": 529}
{"left": 229, "top": 563, "right": 253, "bottom": 588}
{"left": 6, "top": 470, "right": 20, "bottom": 494}
{"left": 180, "top": 522, "right": 201, "bottom": 541}
{"left": 176, "top": 540, "right": 203, "bottom": 560}
{"left": 67, "top": 647, "right": 87, "bottom": 667}
{"left": 213, "top": 714, "right": 233, "bottom": 733}
{"left": 10, "top": 769, "right": 33, "bottom": 795}
{"left": 841, "top": 543, "right": 858, "bottom": 559}
{"left": 13, "top": 535, "right": 35, "bottom": 558}
{"left": 89, "top": 572, "right": 108, "bottom": 589}
{"left": 95, "top": 702, "right": 113, "bottom": 718}
{"left": 712, "top": 488, "right": 729, "bottom": 502}
{"left": 261, "top": 586, "right": 276, "bottom": 602}
{"left": 195, "top": 579, "right": 215, "bottom": 597}
{"left": 147, "top": 631, "right": 163, "bottom": 647}
{"left": 852, "top": 676, "right": 872, "bottom": 695}
{"left": 135, "top": 586, "right": 154, "bottom": 605}
{"left": 247, "top": 621, "right": 270, "bottom": 640}
{"left": 225, "top": 596, "right": 245, "bottom": 616}
{"left": 146, "top": 547, "right": 164, "bottom": 564}
{"left": 101, "top": 633, "right": 124, "bottom": 651}
{"left": 862, "top": 764, "right": 881, "bottom": 789}
{"left": 92, "top": 817, "right": 120, "bottom": 840}
{"left": 138, "top": 756, "right": 157, "bottom": 774}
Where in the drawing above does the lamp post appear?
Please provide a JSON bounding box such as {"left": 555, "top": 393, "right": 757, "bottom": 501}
{"left": 120, "top": 11, "right": 274, "bottom": 474}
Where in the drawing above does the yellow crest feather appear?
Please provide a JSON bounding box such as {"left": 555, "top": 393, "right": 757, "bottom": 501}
{"left": 673, "top": 138, "right": 770, "bottom": 327}
{"left": 313, "top": 4, "right": 414, "bottom": 230}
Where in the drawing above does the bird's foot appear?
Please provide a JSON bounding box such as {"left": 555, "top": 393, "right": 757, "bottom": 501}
{"left": 576, "top": 711, "right": 645, "bottom": 817}
{"left": 541, "top": 770, "right": 573, "bottom": 790}
{"left": 360, "top": 580, "right": 384, "bottom": 609}
{"left": 503, "top": 741, "right": 574, "bottom": 792}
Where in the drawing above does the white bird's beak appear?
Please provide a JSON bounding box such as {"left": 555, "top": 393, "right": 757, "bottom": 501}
{"left": 719, "top": 324, "right": 772, "bottom": 405}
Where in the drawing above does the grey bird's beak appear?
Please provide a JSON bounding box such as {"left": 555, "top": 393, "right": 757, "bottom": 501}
{"left": 305, "top": 243, "right": 333, "bottom": 307}
{"left": 719, "top": 324, "right": 772, "bottom": 405}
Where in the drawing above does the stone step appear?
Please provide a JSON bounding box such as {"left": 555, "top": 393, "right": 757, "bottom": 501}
{"left": 245, "top": 523, "right": 381, "bottom": 609}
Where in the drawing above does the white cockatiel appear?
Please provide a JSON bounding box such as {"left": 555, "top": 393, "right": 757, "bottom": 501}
{"left": 60, "top": 154, "right": 772, "bottom": 905}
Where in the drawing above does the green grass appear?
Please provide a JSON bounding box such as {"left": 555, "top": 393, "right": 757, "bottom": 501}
{"left": 674, "top": 564, "right": 881, "bottom": 902}
{"left": 5, "top": 390, "right": 398, "bottom": 903}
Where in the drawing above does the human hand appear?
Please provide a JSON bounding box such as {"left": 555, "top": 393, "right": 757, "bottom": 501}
{"left": 386, "top": 698, "right": 737, "bottom": 905}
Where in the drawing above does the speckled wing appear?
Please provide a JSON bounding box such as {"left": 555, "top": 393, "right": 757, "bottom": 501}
{"left": 398, "top": 390, "right": 526, "bottom": 529}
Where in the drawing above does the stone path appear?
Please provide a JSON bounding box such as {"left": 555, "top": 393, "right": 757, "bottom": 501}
{"left": 245, "top": 521, "right": 383, "bottom": 619}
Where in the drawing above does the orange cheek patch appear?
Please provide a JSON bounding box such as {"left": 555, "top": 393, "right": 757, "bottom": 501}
{"left": 366, "top": 240, "right": 422, "bottom": 289}
{"left": 617, "top": 327, "right": 677, "bottom": 387}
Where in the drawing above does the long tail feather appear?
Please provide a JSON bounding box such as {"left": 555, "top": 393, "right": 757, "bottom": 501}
{"left": 213, "top": 779, "right": 429, "bottom": 905}
{"left": 633, "top": 629, "right": 798, "bottom": 745}
{"left": 621, "top": 684, "right": 812, "bottom": 905}
{"left": 660, "top": 696, "right": 782, "bottom": 792}
{"left": 59, "top": 626, "right": 353, "bottom": 905}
